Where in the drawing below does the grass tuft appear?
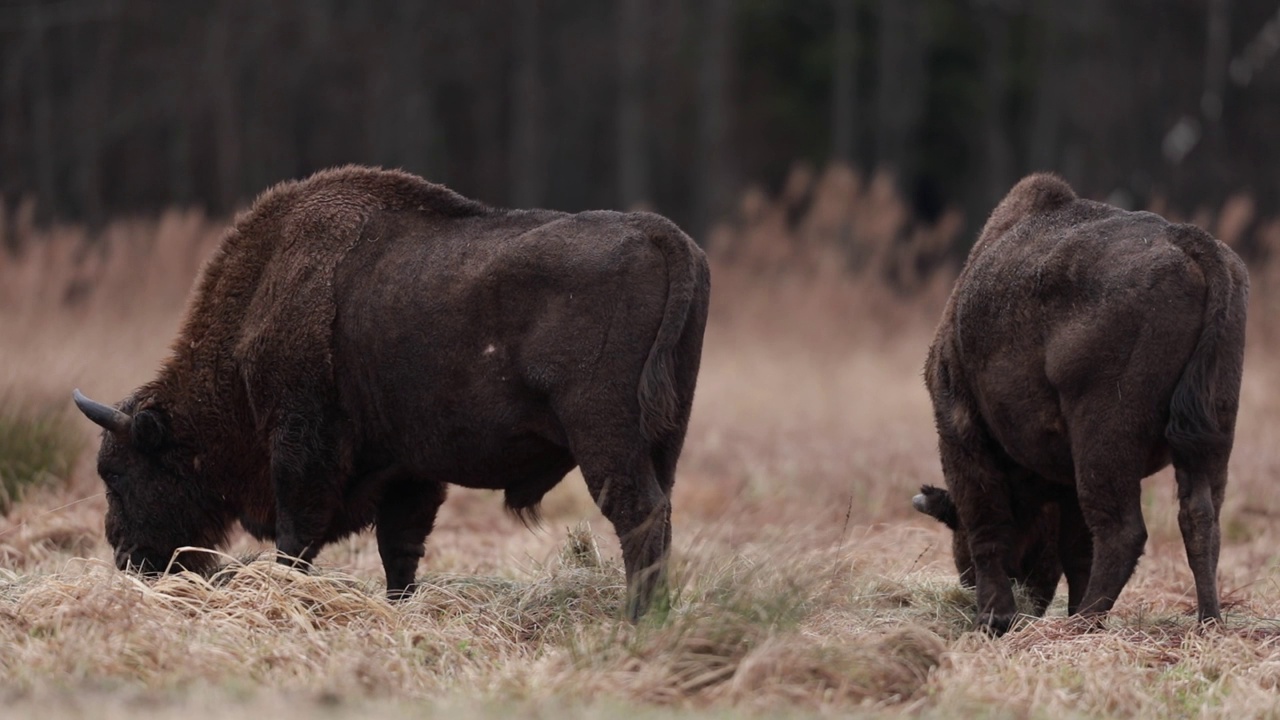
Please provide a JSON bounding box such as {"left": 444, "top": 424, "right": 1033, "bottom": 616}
{"left": 0, "top": 401, "right": 82, "bottom": 514}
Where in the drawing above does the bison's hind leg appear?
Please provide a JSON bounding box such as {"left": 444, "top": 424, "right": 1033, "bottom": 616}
{"left": 1174, "top": 462, "right": 1227, "bottom": 623}
{"left": 1021, "top": 530, "right": 1063, "bottom": 618}
{"left": 1070, "top": 429, "right": 1150, "bottom": 620}
{"left": 931, "top": 412, "right": 1018, "bottom": 630}
{"left": 1056, "top": 496, "right": 1093, "bottom": 616}
{"left": 939, "top": 436, "right": 1020, "bottom": 635}
{"left": 558, "top": 407, "right": 671, "bottom": 622}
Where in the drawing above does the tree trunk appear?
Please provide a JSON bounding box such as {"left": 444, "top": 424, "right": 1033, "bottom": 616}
{"left": 694, "top": 0, "right": 732, "bottom": 242}
{"left": 874, "top": 0, "right": 925, "bottom": 177}
{"left": 1027, "top": 0, "right": 1065, "bottom": 172}
{"left": 1202, "top": 0, "right": 1231, "bottom": 126}
{"left": 832, "top": 0, "right": 858, "bottom": 165}
{"left": 394, "top": 2, "right": 441, "bottom": 179}
{"left": 206, "top": 2, "right": 242, "bottom": 213}
{"left": 980, "top": 1, "right": 1015, "bottom": 209}
{"left": 617, "top": 0, "right": 650, "bottom": 209}
{"left": 2, "top": 22, "right": 33, "bottom": 239}
{"left": 1199, "top": 0, "right": 1232, "bottom": 198}
{"left": 509, "top": 0, "right": 545, "bottom": 208}
{"left": 76, "top": 19, "right": 118, "bottom": 230}
{"left": 29, "top": 6, "right": 58, "bottom": 223}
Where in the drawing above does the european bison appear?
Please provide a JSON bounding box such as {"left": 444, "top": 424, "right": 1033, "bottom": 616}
{"left": 925, "top": 173, "right": 1247, "bottom": 634}
{"left": 912, "top": 483, "right": 1092, "bottom": 617}
{"left": 74, "top": 165, "right": 710, "bottom": 620}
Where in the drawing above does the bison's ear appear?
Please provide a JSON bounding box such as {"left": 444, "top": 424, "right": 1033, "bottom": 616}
{"left": 131, "top": 409, "right": 168, "bottom": 452}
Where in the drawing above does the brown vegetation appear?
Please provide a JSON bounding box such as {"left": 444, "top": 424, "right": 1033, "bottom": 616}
{"left": 3, "top": 168, "right": 1280, "bottom": 717}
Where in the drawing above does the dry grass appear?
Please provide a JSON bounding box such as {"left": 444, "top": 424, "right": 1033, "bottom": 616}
{"left": 4, "top": 175, "right": 1280, "bottom": 718}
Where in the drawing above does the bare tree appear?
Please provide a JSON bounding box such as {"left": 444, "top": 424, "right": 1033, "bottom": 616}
{"left": 695, "top": 0, "right": 732, "bottom": 241}
{"left": 73, "top": 18, "right": 118, "bottom": 229}
{"left": 509, "top": 0, "right": 545, "bottom": 208}
{"left": 29, "top": 5, "right": 58, "bottom": 222}
{"left": 832, "top": 0, "right": 858, "bottom": 165}
{"left": 2, "top": 19, "right": 32, "bottom": 228}
{"left": 874, "top": 0, "right": 925, "bottom": 176}
{"left": 206, "top": 2, "right": 242, "bottom": 214}
{"left": 979, "top": 0, "right": 1015, "bottom": 209}
{"left": 395, "top": 2, "right": 442, "bottom": 180}
{"left": 1203, "top": 0, "right": 1233, "bottom": 127}
{"left": 617, "top": 0, "right": 650, "bottom": 209}
{"left": 1027, "top": 0, "right": 1066, "bottom": 171}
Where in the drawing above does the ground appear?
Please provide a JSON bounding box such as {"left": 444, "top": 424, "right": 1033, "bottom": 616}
{"left": 2, "top": 214, "right": 1280, "bottom": 719}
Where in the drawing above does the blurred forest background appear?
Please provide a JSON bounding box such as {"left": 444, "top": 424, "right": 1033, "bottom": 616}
{"left": 2, "top": 0, "right": 1280, "bottom": 253}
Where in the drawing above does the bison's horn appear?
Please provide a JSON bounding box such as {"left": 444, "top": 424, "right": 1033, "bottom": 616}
{"left": 73, "top": 389, "right": 132, "bottom": 434}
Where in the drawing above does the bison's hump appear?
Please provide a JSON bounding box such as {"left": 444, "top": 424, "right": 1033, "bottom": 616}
{"left": 1004, "top": 173, "right": 1076, "bottom": 212}
{"left": 979, "top": 173, "right": 1078, "bottom": 246}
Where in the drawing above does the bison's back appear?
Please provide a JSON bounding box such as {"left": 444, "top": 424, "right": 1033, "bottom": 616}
{"left": 943, "top": 201, "right": 1210, "bottom": 481}
{"left": 328, "top": 207, "right": 679, "bottom": 487}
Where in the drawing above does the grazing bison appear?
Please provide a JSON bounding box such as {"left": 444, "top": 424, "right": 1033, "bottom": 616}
{"left": 912, "top": 484, "right": 1092, "bottom": 617}
{"left": 925, "top": 173, "right": 1247, "bottom": 634}
{"left": 73, "top": 165, "right": 710, "bottom": 620}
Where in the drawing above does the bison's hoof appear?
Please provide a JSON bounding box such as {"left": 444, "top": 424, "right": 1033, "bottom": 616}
{"left": 977, "top": 610, "right": 1017, "bottom": 636}
{"left": 386, "top": 583, "right": 419, "bottom": 602}
{"left": 1196, "top": 614, "right": 1225, "bottom": 633}
{"left": 1077, "top": 611, "right": 1111, "bottom": 631}
{"left": 274, "top": 551, "right": 314, "bottom": 573}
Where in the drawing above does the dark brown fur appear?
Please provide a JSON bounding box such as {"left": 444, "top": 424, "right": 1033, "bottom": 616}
{"left": 913, "top": 484, "right": 1092, "bottom": 617}
{"left": 74, "top": 166, "right": 711, "bottom": 620}
{"left": 925, "top": 173, "right": 1248, "bottom": 634}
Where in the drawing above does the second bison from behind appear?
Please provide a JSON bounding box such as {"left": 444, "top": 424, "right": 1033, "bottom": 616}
{"left": 926, "top": 173, "right": 1247, "bottom": 634}
{"left": 73, "top": 165, "right": 710, "bottom": 620}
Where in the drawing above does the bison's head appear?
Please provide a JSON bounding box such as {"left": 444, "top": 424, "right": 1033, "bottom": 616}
{"left": 73, "top": 389, "right": 230, "bottom": 575}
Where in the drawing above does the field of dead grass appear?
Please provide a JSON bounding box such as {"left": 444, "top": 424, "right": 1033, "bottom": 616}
{"left": 3, "top": 177, "right": 1280, "bottom": 718}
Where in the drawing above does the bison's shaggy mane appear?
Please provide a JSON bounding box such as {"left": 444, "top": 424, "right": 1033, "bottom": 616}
{"left": 159, "top": 166, "right": 492, "bottom": 389}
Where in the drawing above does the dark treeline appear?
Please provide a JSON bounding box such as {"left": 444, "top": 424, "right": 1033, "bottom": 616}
{"left": 3, "top": 0, "right": 1280, "bottom": 243}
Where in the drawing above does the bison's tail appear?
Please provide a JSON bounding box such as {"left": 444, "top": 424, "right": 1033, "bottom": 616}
{"left": 638, "top": 225, "right": 707, "bottom": 442}
{"left": 1164, "top": 224, "right": 1249, "bottom": 470}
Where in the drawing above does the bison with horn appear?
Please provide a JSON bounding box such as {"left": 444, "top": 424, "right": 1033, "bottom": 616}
{"left": 74, "top": 165, "right": 710, "bottom": 620}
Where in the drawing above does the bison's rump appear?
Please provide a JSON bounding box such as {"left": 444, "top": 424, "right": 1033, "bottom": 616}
{"left": 949, "top": 205, "right": 1209, "bottom": 481}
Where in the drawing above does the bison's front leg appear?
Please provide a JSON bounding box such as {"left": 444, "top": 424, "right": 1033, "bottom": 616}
{"left": 939, "top": 439, "right": 1019, "bottom": 635}
{"left": 270, "top": 412, "right": 341, "bottom": 568}
{"left": 376, "top": 477, "right": 447, "bottom": 600}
